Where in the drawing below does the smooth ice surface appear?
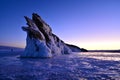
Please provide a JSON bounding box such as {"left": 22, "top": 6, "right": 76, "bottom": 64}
{"left": 0, "top": 51, "right": 120, "bottom": 80}
{"left": 78, "top": 52, "right": 120, "bottom": 61}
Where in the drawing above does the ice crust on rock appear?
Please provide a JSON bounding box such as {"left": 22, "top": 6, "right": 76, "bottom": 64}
{"left": 21, "top": 13, "right": 81, "bottom": 58}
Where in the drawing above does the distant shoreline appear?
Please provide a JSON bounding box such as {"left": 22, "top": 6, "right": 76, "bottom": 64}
{"left": 88, "top": 50, "right": 120, "bottom": 53}
{"left": 0, "top": 45, "right": 120, "bottom": 53}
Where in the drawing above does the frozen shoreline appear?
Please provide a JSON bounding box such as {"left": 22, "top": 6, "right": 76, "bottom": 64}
{"left": 0, "top": 51, "right": 120, "bottom": 80}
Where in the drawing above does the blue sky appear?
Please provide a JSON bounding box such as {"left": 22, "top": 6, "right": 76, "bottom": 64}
{"left": 0, "top": 0, "right": 120, "bottom": 50}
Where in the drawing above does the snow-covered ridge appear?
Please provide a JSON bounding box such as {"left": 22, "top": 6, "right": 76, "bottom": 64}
{"left": 21, "top": 13, "right": 82, "bottom": 58}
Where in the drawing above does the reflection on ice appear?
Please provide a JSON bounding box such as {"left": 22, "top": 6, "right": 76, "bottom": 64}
{"left": 78, "top": 52, "right": 120, "bottom": 61}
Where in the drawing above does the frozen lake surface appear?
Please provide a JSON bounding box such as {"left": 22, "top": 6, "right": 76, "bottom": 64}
{"left": 0, "top": 51, "right": 120, "bottom": 80}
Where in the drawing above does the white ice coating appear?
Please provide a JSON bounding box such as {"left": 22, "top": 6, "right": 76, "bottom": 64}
{"left": 21, "top": 35, "right": 52, "bottom": 58}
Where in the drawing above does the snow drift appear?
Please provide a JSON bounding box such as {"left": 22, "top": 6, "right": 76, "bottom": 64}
{"left": 21, "top": 13, "right": 81, "bottom": 58}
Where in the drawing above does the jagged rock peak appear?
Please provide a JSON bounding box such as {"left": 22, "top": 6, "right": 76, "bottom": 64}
{"left": 21, "top": 13, "right": 81, "bottom": 58}
{"left": 32, "top": 13, "right": 49, "bottom": 27}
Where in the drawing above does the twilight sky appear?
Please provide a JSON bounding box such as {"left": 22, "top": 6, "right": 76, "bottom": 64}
{"left": 0, "top": 0, "right": 120, "bottom": 50}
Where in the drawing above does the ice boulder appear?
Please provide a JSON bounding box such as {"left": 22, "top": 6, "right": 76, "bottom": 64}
{"left": 21, "top": 13, "right": 81, "bottom": 58}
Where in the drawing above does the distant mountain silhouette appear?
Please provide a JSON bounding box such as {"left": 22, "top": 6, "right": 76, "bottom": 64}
{"left": 89, "top": 50, "right": 120, "bottom": 53}
{"left": 0, "top": 45, "right": 24, "bottom": 50}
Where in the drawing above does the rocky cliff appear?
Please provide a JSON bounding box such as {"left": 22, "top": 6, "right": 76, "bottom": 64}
{"left": 21, "top": 13, "right": 82, "bottom": 58}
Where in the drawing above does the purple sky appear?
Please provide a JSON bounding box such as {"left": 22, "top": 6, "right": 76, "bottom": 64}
{"left": 0, "top": 0, "right": 120, "bottom": 50}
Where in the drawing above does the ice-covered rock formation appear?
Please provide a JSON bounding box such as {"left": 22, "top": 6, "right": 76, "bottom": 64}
{"left": 21, "top": 13, "right": 81, "bottom": 58}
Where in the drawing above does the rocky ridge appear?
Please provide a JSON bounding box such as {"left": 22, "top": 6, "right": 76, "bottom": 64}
{"left": 21, "top": 13, "right": 84, "bottom": 58}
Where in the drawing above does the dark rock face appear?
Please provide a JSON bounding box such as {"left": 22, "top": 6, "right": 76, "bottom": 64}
{"left": 66, "top": 44, "right": 81, "bottom": 52}
{"left": 80, "top": 48, "right": 88, "bottom": 52}
{"left": 21, "top": 13, "right": 82, "bottom": 58}
{"left": 66, "top": 44, "right": 88, "bottom": 52}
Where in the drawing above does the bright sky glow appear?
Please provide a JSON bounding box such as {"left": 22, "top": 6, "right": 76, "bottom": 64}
{"left": 0, "top": 0, "right": 120, "bottom": 50}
